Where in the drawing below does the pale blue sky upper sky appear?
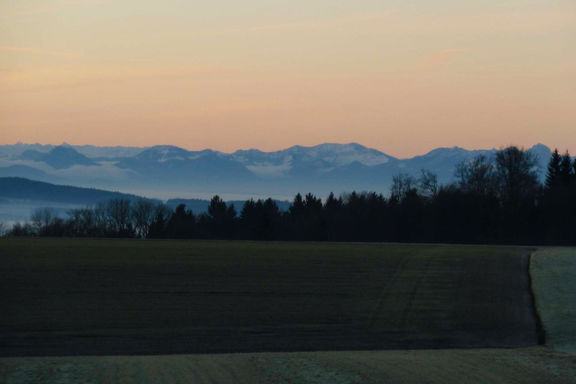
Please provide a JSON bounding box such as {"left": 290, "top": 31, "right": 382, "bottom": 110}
{"left": 1, "top": 0, "right": 575, "bottom": 156}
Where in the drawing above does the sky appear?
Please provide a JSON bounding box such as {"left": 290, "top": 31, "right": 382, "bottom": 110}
{"left": 1, "top": 0, "right": 575, "bottom": 158}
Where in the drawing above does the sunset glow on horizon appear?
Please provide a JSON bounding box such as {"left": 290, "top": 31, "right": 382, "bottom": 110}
{"left": 1, "top": 0, "right": 575, "bottom": 158}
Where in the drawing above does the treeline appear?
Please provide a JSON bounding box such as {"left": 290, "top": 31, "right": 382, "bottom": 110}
{"left": 8, "top": 146, "right": 576, "bottom": 245}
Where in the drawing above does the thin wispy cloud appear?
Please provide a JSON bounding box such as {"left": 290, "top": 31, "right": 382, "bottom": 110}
{"left": 0, "top": 65, "right": 216, "bottom": 92}
{"left": 0, "top": 46, "right": 79, "bottom": 58}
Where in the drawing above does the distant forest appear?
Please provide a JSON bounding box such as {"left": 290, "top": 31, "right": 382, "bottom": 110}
{"left": 7, "top": 146, "right": 576, "bottom": 245}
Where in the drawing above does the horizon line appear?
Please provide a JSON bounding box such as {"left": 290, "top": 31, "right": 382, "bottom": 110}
{"left": 1, "top": 141, "right": 551, "bottom": 160}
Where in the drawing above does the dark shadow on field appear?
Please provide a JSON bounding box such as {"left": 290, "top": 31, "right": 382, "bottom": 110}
{"left": 0, "top": 239, "right": 541, "bottom": 356}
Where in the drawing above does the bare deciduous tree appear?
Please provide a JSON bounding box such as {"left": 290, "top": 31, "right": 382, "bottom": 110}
{"left": 455, "top": 155, "right": 496, "bottom": 196}
{"left": 131, "top": 199, "right": 156, "bottom": 238}
{"left": 31, "top": 208, "right": 56, "bottom": 235}
{"left": 494, "top": 146, "right": 539, "bottom": 207}
{"left": 69, "top": 208, "right": 97, "bottom": 236}
{"left": 391, "top": 173, "right": 416, "bottom": 200}
{"left": 418, "top": 169, "right": 438, "bottom": 198}
{"left": 106, "top": 199, "right": 132, "bottom": 234}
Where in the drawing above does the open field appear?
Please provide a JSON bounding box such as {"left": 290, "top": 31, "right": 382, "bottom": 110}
{"left": 0, "top": 238, "right": 539, "bottom": 356}
{"left": 531, "top": 247, "right": 576, "bottom": 353}
{"left": 2, "top": 347, "right": 576, "bottom": 384}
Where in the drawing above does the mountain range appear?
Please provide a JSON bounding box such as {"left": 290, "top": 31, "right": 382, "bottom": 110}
{"left": 0, "top": 142, "right": 553, "bottom": 200}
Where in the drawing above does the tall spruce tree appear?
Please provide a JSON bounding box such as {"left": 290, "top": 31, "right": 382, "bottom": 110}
{"left": 560, "top": 151, "right": 573, "bottom": 186}
{"left": 324, "top": 192, "right": 342, "bottom": 212}
{"left": 289, "top": 193, "right": 305, "bottom": 216}
{"left": 545, "top": 149, "right": 562, "bottom": 189}
{"left": 206, "top": 196, "right": 236, "bottom": 238}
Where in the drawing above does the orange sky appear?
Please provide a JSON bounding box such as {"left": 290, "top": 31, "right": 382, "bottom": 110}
{"left": 1, "top": 0, "right": 575, "bottom": 157}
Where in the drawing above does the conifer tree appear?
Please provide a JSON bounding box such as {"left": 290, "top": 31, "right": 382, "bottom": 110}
{"left": 304, "top": 193, "right": 322, "bottom": 213}
{"left": 545, "top": 149, "right": 562, "bottom": 189}
{"left": 560, "top": 151, "right": 572, "bottom": 186}
{"left": 324, "top": 192, "right": 342, "bottom": 212}
{"left": 289, "top": 193, "right": 305, "bottom": 216}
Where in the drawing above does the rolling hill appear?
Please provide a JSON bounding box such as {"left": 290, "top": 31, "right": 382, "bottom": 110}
{"left": 0, "top": 177, "right": 149, "bottom": 205}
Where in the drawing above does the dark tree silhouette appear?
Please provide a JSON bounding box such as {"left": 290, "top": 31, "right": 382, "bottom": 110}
{"left": 542, "top": 150, "right": 576, "bottom": 244}
{"left": 494, "top": 147, "right": 539, "bottom": 207}
{"left": 240, "top": 198, "right": 281, "bottom": 240}
{"left": 106, "top": 199, "right": 133, "bottom": 237}
{"left": 131, "top": 199, "right": 156, "bottom": 238}
{"left": 546, "top": 149, "right": 562, "bottom": 190}
{"left": 165, "top": 204, "right": 196, "bottom": 239}
{"left": 206, "top": 196, "right": 236, "bottom": 238}
{"left": 456, "top": 155, "right": 496, "bottom": 196}
{"left": 560, "top": 152, "right": 573, "bottom": 186}
{"left": 391, "top": 174, "right": 416, "bottom": 200}
{"left": 289, "top": 193, "right": 305, "bottom": 216}
{"left": 418, "top": 169, "right": 438, "bottom": 198}
{"left": 10, "top": 146, "right": 576, "bottom": 246}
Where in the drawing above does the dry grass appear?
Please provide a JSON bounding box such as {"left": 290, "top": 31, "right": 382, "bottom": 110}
{"left": 1, "top": 347, "right": 576, "bottom": 384}
{"left": 531, "top": 247, "right": 576, "bottom": 353}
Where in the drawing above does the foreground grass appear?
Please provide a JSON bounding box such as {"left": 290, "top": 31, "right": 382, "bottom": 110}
{"left": 0, "top": 238, "right": 539, "bottom": 356}
{"left": 1, "top": 347, "right": 575, "bottom": 384}
{"left": 531, "top": 247, "right": 576, "bottom": 353}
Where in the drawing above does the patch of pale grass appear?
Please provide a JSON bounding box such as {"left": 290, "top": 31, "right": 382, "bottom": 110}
{"left": 531, "top": 248, "right": 576, "bottom": 353}
{"left": 1, "top": 348, "right": 576, "bottom": 384}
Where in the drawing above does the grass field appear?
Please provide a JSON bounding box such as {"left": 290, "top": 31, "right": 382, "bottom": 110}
{"left": 531, "top": 247, "right": 576, "bottom": 353}
{"left": 2, "top": 347, "right": 576, "bottom": 384}
{"left": 0, "top": 238, "right": 539, "bottom": 356}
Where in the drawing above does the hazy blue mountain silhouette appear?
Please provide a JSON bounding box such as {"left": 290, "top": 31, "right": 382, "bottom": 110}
{"left": 116, "top": 146, "right": 257, "bottom": 185}
{"left": 21, "top": 146, "right": 96, "bottom": 169}
{"left": 0, "top": 165, "right": 53, "bottom": 182}
{"left": 0, "top": 142, "right": 553, "bottom": 197}
{"left": 0, "top": 177, "right": 153, "bottom": 205}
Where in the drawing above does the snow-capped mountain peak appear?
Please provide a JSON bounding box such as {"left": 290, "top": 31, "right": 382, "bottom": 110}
{"left": 136, "top": 145, "right": 191, "bottom": 162}
{"left": 0, "top": 142, "right": 554, "bottom": 199}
